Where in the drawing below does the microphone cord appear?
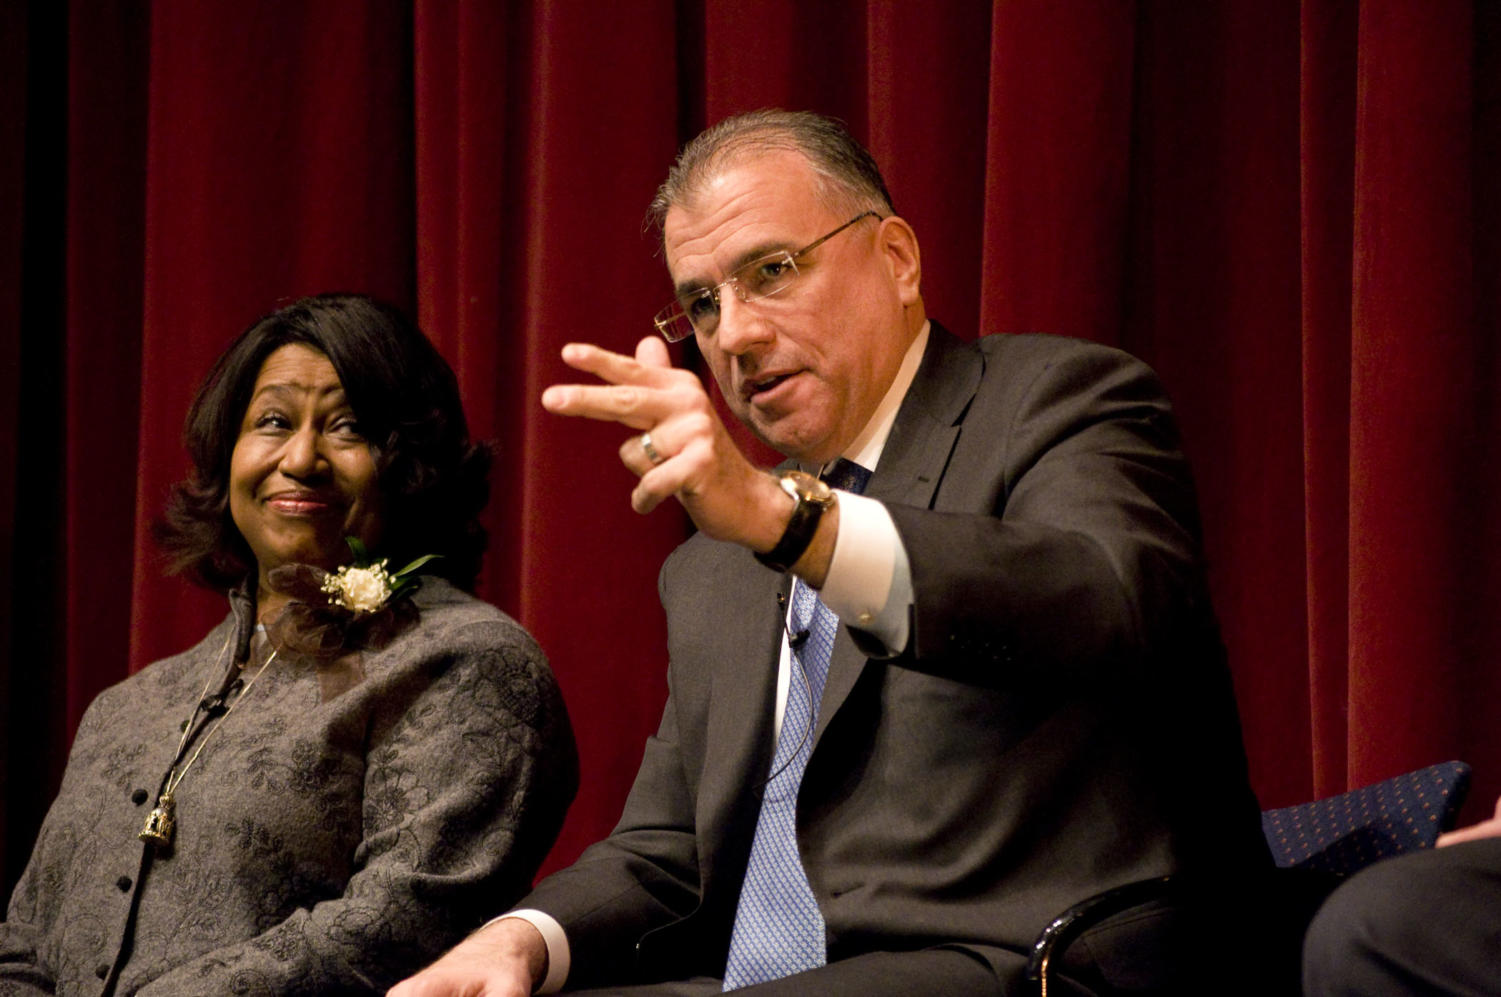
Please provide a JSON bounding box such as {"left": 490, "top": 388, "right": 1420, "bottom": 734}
{"left": 755, "top": 585, "right": 816, "bottom": 793}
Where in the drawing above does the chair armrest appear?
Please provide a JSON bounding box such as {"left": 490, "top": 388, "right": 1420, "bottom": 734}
{"left": 1024, "top": 876, "right": 1179, "bottom": 997}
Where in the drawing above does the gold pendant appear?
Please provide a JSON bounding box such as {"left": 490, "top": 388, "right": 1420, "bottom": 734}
{"left": 138, "top": 792, "right": 176, "bottom": 847}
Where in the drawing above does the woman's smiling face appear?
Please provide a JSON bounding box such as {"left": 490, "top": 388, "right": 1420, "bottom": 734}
{"left": 228, "top": 343, "right": 383, "bottom": 604}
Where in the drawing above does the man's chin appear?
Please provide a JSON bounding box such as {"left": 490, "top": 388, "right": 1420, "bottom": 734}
{"left": 747, "top": 417, "right": 834, "bottom": 465}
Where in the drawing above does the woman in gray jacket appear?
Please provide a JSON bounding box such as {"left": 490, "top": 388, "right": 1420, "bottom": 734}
{"left": 0, "top": 293, "right": 577, "bottom": 995}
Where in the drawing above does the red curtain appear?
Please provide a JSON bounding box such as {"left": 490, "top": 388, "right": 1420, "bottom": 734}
{"left": 4, "top": 0, "right": 1498, "bottom": 895}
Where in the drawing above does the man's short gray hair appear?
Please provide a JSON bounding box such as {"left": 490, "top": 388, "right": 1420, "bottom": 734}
{"left": 647, "top": 109, "right": 896, "bottom": 232}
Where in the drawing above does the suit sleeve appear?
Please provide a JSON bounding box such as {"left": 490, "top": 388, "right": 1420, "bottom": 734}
{"left": 134, "top": 632, "right": 577, "bottom": 996}
{"left": 513, "top": 574, "right": 707, "bottom": 989}
{"left": 873, "top": 340, "right": 1213, "bottom": 687}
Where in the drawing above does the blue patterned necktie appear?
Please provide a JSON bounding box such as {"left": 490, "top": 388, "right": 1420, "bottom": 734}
{"left": 722, "top": 459, "right": 872, "bottom": 991}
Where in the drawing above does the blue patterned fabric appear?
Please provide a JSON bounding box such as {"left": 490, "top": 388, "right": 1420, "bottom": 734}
{"left": 722, "top": 460, "right": 870, "bottom": 991}
{"left": 821, "top": 458, "right": 873, "bottom": 495}
{"left": 1260, "top": 760, "right": 1471, "bottom": 874}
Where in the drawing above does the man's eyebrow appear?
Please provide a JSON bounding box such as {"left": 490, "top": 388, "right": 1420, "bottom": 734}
{"left": 672, "top": 240, "right": 792, "bottom": 299}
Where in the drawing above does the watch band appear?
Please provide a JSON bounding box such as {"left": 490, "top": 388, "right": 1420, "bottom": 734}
{"left": 754, "top": 471, "right": 835, "bottom": 572}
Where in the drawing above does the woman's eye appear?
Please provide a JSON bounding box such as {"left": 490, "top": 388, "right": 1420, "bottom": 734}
{"left": 252, "top": 411, "right": 291, "bottom": 430}
{"left": 329, "top": 416, "right": 364, "bottom": 439}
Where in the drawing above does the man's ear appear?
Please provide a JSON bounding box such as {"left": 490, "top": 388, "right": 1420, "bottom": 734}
{"left": 877, "top": 215, "right": 922, "bottom": 305}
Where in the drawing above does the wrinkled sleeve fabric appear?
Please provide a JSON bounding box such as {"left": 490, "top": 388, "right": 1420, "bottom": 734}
{"left": 514, "top": 655, "right": 705, "bottom": 989}
{"left": 1, "top": 669, "right": 129, "bottom": 996}
{"left": 872, "top": 337, "right": 1211, "bottom": 689}
{"left": 0, "top": 916, "right": 54, "bottom": 993}
{"left": 132, "top": 624, "right": 577, "bottom": 996}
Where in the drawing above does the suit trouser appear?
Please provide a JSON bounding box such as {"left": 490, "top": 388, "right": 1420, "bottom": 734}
{"left": 562, "top": 947, "right": 1018, "bottom": 996}
{"left": 1303, "top": 836, "right": 1501, "bottom": 996}
{"left": 561, "top": 901, "right": 1290, "bottom": 997}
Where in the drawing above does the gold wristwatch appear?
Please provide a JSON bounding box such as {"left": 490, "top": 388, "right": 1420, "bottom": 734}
{"left": 754, "top": 470, "right": 836, "bottom": 572}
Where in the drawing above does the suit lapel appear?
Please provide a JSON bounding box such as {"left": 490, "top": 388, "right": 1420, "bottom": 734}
{"left": 699, "top": 550, "right": 791, "bottom": 865}
{"left": 812, "top": 324, "right": 983, "bottom": 746}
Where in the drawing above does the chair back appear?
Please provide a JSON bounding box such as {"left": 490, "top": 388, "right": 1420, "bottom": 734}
{"left": 1260, "top": 760, "right": 1472, "bottom": 875}
{"left": 1026, "top": 761, "right": 1473, "bottom": 996}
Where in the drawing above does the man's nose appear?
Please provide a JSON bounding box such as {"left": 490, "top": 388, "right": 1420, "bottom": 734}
{"left": 712, "top": 288, "right": 772, "bottom": 356}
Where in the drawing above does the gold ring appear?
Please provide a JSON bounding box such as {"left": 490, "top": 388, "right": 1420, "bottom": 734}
{"left": 641, "top": 432, "right": 664, "bottom": 465}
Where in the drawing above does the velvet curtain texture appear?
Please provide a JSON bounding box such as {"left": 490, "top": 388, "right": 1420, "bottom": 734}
{"left": 4, "top": 0, "right": 1498, "bottom": 897}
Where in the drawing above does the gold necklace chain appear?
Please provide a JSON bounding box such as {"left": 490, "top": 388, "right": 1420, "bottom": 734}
{"left": 139, "top": 635, "right": 278, "bottom": 849}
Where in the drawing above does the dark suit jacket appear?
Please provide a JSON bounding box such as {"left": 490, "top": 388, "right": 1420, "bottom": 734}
{"left": 523, "top": 326, "right": 1271, "bottom": 993}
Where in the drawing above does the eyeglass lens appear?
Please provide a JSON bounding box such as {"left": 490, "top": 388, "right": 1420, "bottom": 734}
{"left": 654, "top": 211, "right": 881, "bottom": 343}
{"left": 674, "top": 254, "right": 798, "bottom": 339}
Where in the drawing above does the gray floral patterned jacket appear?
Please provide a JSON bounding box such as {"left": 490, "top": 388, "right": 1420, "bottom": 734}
{"left": 0, "top": 578, "right": 577, "bottom": 996}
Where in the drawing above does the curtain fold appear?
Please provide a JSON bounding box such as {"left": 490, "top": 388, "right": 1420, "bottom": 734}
{"left": 1300, "top": 0, "right": 1358, "bottom": 800}
{"left": 4, "top": 0, "right": 1498, "bottom": 897}
{"left": 1124, "top": 0, "right": 1315, "bottom": 807}
{"left": 4, "top": 0, "right": 69, "bottom": 885}
{"left": 64, "top": 0, "right": 149, "bottom": 760}
{"left": 448, "top": 0, "right": 691, "bottom": 871}
{"left": 1346, "top": 2, "right": 1481, "bottom": 781}
{"left": 980, "top": 2, "right": 1135, "bottom": 346}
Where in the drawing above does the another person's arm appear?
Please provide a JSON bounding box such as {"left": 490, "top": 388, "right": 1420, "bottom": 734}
{"left": 1437, "top": 795, "right": 1501, "bottom": 847}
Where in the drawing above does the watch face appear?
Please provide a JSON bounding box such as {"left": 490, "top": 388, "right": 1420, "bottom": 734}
{"left": 757, "top": 469, "right": 836, "bottom": 573}
{"left": 782, "top": 470, "right": 835, "bottom": 505}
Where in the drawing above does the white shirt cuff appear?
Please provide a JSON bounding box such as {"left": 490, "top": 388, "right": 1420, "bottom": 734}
{"left": 483, "top": 909, "right": 570, "bottom": 993}
{"left": 817, "top": 491, "right": 912, "bottom": 653}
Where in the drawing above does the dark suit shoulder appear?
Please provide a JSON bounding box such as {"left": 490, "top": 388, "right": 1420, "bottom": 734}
{"left": 973, "top": 330, "right": 1145, "bottom": 363}
{"left": 659, "top": 527, "right": 745, "bottom": 592}
{"left": 961, "top": 333, "right": 1177, "bottom": 441}
{"left": 971, "top": 332, "right": 1165, "bottom": 390}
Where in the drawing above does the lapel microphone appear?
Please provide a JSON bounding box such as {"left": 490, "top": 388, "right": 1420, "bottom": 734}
{"left": 777, "top": 591, "right": 811, "bottom": 648}
{"left": 198, "top": 677, "right": 244, "bottom": 718}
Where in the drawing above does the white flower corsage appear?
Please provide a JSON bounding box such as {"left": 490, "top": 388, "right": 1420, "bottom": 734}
{"left": 320, "top": 538, "right": 439, "bottom": 617}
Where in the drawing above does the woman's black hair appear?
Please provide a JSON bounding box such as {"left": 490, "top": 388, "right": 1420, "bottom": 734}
{"left": 156, "top": 293, "right": 492, "bottom": 592}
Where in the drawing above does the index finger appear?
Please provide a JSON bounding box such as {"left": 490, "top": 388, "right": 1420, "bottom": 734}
{"left": 539, "top": 381, "right": 665, "bottom": 428}
{"left": 636, "top": 335, "right": 671, "bottom": 369}
{"left": 559, "top": 341, "right": 677, "bottom": 388}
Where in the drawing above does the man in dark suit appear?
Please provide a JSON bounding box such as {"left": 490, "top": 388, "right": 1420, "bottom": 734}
{"left": 391, "top": 110, "right": 1271, "bottom": 996}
